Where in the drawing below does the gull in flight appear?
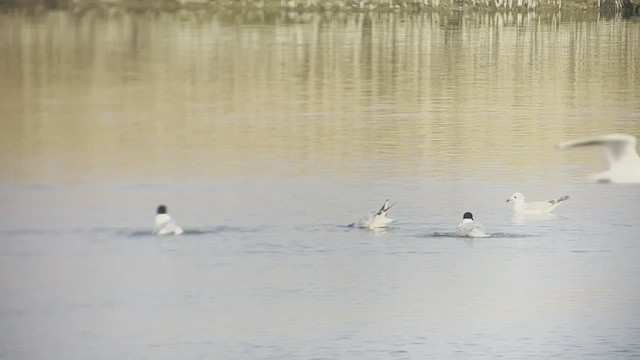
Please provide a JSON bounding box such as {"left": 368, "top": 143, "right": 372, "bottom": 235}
{"left": 456, "top": 212, "right": 489, "bottom": 238}
{"left": 354, "top": 199, "right": 396, "bottom": 229}
{"left": 558, "top": 133, "right": 640, "bottom": 184}
{"left": 506, "top": 193, "right": 570, "bottom": 215}
{"left": 153, "top": 204, "right": 184, "bottom": 236}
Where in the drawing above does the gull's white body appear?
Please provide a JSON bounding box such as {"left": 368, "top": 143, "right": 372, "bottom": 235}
{"left": 456, "top": 218, "right": 489, "bottom": 238}
{"left": 154, "top": 213, "right": 184, "bottom": 235}
{"left": 507, "top": 192, "right": 569, "bottom": 215}
{"left": 356, "top": 200, "right": 396, "bottom": 229}
{"left": 558, "top": 134, "right": 640, "bottom": 184}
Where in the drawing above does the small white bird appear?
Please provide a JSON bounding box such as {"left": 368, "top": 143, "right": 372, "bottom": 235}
{"left": 456, "top": 212, "right": 489, "bottom": 238}
{"left": 558, "top": 133, "right": 640, "bottom": 184}
{"left": 355, "top": 199, "right": 396, "bottom": 229}
{"left": 506, "top": 193, "right": 570, "bottom": 215}
{"left": 153, "top": 205, "right": 184, "bottom": 236}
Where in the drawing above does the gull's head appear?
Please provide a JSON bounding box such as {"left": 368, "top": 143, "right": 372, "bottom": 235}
{"left": 463, "top": 212, "right": 473, "bottom": 220}
{"left": 506, "top": 193, "right": 524, "bottom": 203}
{"left": 157, "top": 205, "right": 167, "bottom": 214}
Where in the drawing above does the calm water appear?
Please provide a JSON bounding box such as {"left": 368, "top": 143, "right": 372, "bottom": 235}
{"left": 1, "top": 8, "right": 640, "bottom": 359}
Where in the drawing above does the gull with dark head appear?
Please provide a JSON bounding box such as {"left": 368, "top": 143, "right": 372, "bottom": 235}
{"left": 354, "top": 199, "right": 396, "bottom": 229}
{"left": 456, "top": 212, "right": 489, "bottom": 238}
{"left": 153, "top": 204, "right": 184, "bottom": 236}
{"left": 558, "top": 133, "right": 640, "bottom": 184}
{"left": 506, "top": 193, "right": 570, "bottom": 215}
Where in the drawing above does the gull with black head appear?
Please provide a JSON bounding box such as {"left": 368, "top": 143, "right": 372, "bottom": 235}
{"left": 153, "top": 204, "right": 184, "bottom": 236}
{"left": 456, "top": 212, "right": 489, "bottom": 238}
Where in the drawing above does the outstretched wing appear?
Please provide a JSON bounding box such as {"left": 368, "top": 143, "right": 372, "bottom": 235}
{"left": 558, "top": 134, "right": 636, "bottom": 163}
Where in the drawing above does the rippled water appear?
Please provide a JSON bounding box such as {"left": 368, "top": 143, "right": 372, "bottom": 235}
{"left": 1, "top": 9, "right": 640, "bottom": 359}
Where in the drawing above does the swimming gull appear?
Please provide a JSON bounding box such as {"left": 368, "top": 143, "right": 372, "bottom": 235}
{"left": 153, "top": 204, "right": 184, "bottom": 236}
{"left": 354, "top": 199, "right": 396, "bottom": 229}
{"left": 456, "top": 212, "right": 489, "bottom": 238}
{"left": 506, "top": 193, "right": 570, "bottom": 215}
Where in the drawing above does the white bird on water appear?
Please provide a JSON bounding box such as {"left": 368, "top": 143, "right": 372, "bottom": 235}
{"left": 456, "top": 212, "right": 489, "bottom": 238}
{"left": 506, "top": 193, "right": 570, "bottom": 215}
{"left": 153, "top": 205, "right": 184, "bottom": 236}
{"left": 354, "top": 199, "right": 396, "bottom": 229}
{"left": 558, "top": 133, "right": 640, "bottom": 184}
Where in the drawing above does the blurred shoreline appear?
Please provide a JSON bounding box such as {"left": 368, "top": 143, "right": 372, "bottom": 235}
{"left": 1, "top": 0, "right": 639, "bottom": 14}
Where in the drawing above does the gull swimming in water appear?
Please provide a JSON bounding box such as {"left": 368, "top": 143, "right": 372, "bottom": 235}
{"left": 506, "top": 193, "right": 570, "bottom": 215}
{"left": 153, "top": 204, "right": 184, "bottom": 236}
{"left": 353, "top": 199, "right": 396, "bottom": 229}
{"left": 558, "top": 133, "right": 640, "bottom": 184}
{"left": 456, "top": 212, "right": 489, "bottom": 238}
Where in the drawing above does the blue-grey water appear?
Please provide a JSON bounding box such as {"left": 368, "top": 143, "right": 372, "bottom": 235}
{"left": 1, "top": 9, "right": 640, "bottom": 359}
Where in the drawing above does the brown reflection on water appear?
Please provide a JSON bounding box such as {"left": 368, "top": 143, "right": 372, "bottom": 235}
{"left": 1, "top": 10, "right": 639, "bottom": 184}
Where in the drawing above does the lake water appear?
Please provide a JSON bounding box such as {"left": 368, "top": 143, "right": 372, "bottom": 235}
{"left": 1, "top": 8, "right": 640, "bottom": 359}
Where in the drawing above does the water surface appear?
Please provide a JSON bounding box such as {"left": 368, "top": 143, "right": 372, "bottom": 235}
{"left": 1, "top": 9, "right": 639, "bottom": 359}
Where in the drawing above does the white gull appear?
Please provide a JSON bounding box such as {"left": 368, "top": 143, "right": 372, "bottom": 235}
{"left": 558, "top": 133, "right": 640, "bottom": 184}
{"left": 354, "top": 199, "right": 396, "bottom": 229}
{"left": 456, "top": 212, "right": 489, "bottom": 238}
{"left": 153, "top": 204, "right": 184, "bottom": 236}
{"left": 506, "top": 193, "right": 570, "bottom": 215}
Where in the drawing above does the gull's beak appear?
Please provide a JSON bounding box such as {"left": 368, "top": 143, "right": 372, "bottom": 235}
{"left": 506, "top": 199, "right": 510, "bottom": 202}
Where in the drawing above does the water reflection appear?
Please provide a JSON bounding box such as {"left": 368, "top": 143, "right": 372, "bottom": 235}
{"left": 0, "top": 10, "right": 638, "bottom": 184}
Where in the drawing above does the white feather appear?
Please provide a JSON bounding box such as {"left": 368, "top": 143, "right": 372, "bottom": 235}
{"left": 456, "top": 218, "right": 489, "bottom": 238}
{"left": 154, "top": 213, "right": 184, "bottom": 236}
